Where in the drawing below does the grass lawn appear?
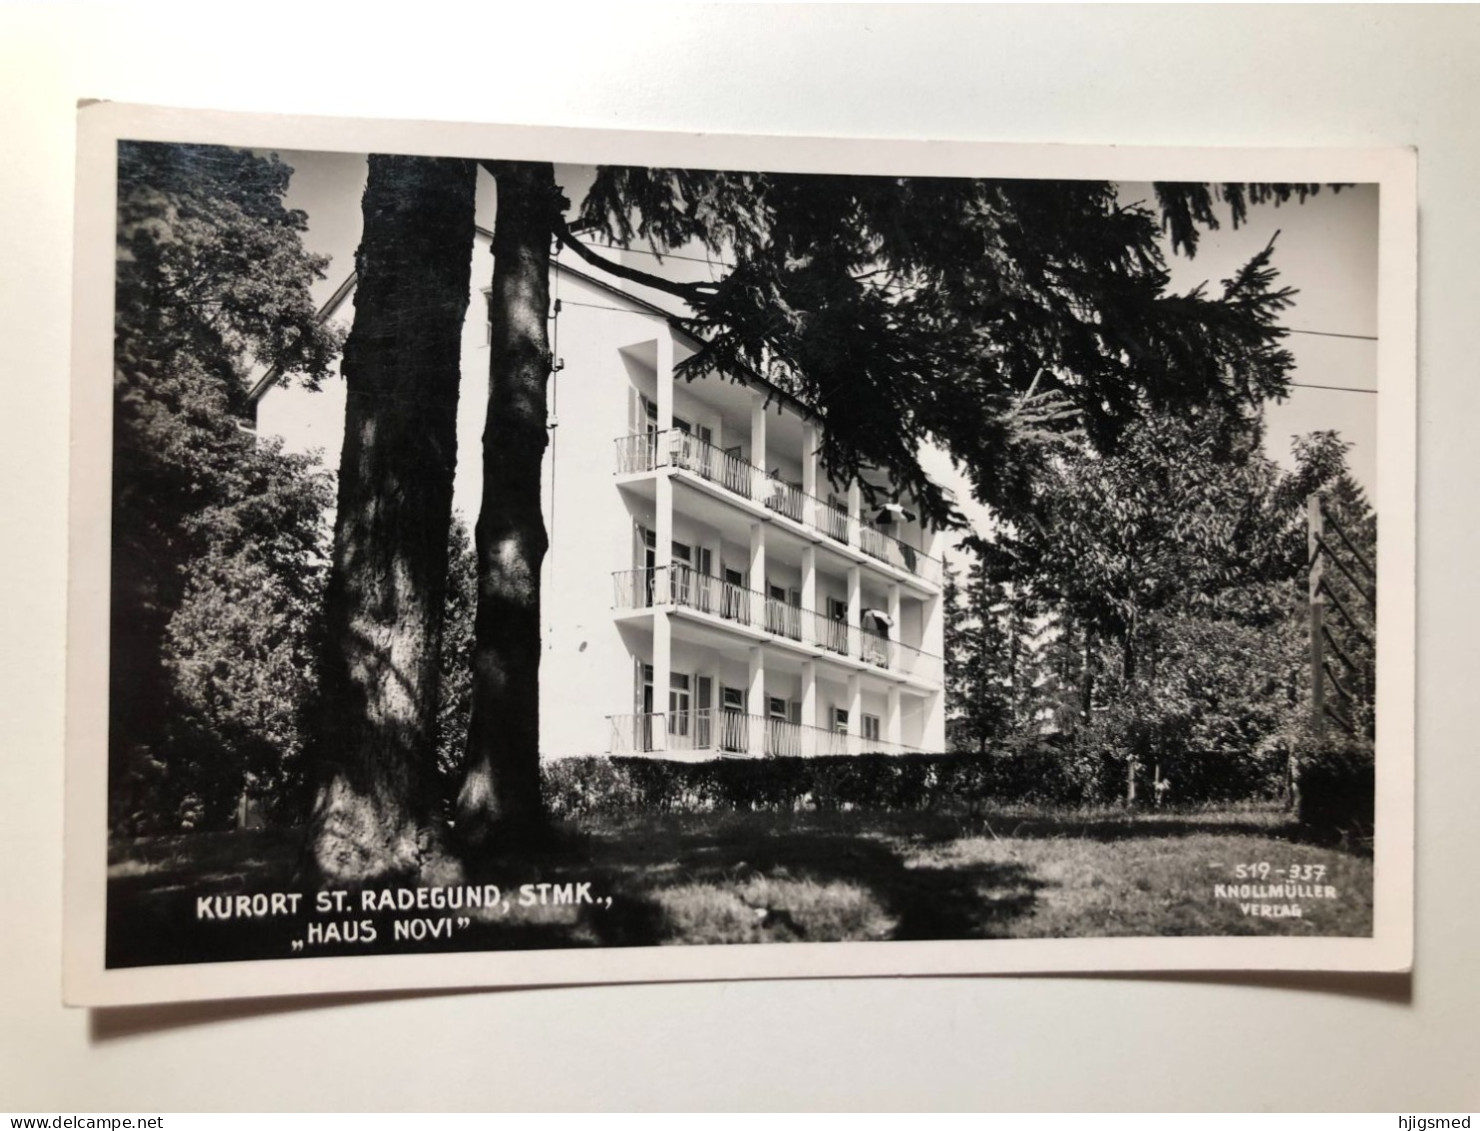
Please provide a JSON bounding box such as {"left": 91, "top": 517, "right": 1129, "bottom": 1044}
{"left": 105, "top": 804, "right": 1373, "bottom": 968}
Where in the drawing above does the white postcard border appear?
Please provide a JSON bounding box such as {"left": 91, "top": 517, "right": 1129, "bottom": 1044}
{"left": 65, "top": 102, "right": 1416, "bottom": 1007}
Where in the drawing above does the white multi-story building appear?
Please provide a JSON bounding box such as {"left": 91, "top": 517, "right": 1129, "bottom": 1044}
{"left": 255, "top": 228, "right": 947, "bottom": 763}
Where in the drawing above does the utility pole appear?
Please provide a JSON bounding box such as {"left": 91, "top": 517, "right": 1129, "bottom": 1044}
{"left": 1308, "top": 494, "right": 1326, "bottom": 739}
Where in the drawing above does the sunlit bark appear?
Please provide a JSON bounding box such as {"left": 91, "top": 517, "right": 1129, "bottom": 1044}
{"left": 309, "top": 155, "right": 477, "bottom": 884}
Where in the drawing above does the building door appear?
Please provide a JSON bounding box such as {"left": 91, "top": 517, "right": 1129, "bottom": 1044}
{"left": 669, "top": 672, "right": 691, "bottom": 742}
{"left": 825, "top": 596, "right": 850, "bottom": 653}
{"left": 766, "top": 696, "right": 791, "bottom": 756}
{"left": 670, "top": 417, "right": 715, "bottom": 477}
{"left": 671, "top": 540, "right": 693, "bottom": 606}
{"left": 767, "top": 583, "right": 790, "bottom": 636}
{"left": 720, "top": 686, "right": 747, "bottom": 752}
{"left": 637, "top": 663, "right": 656, "bottom": 751}
{"left": 696, "top": 676, "right": 713, "bottom": 749}
{"left": 722, "top": 566, "right": 748, "bottom": 623}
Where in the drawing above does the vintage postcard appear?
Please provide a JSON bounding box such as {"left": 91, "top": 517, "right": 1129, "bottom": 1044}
{"left": 65, "top": 103, "right": 1415, "bottom": 1006}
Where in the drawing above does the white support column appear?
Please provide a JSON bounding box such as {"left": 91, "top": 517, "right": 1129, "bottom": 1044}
{"left": 923, "top": 592, "right": 944, "bottom": 668}
{"left": 923, "top": 587, "right": 947, "bottom": 751}
{"left": 924, "top": 688, "right": 946, "bottom": 752}
{"left": 923, "top": 519, "right": 945, "bottom": 562}
{"left": 888, "top": 581, "right": 902, "bottom": 669}
{"left": 847, "top": 564, "right": 862, "bottom": 660}
{"left": 801, "top": 545, "right": 817, "bottom": 631}
{"left": 887, "top": 685, "right": 902, "bottom": 749}
{"left": 653, "top": 611, "right": 672, "bottom": 753}
{"left": 802, "top": 421, "right": 821, "bottom": 530}
{"left": 655, "top": 334, "right": 674, "bottom": 434}
{"left": 847, "top": 672, "right": 863, "bottom": 755}
{"left": 749, "top": 521, "right": 767, "bottom": 630}
{"left": 750, "top": 394, "right": 768, "bottom": 499}
{"left": 748, "top": 645, "right": 766, "bottom": 757}
{"left": 801, "top": 661, "right": 818, "bottom": 757}
{"left": 847, "top": 480, "right": 862, "bottom": 546}
{"left": 655, "top": 476, "right": 674, "bottom": 604}
{"left": 651, "top": 327, "right": 677, "bottom": 746}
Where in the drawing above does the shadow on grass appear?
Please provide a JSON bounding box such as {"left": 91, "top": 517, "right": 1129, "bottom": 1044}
{"left": 105, "top": 802, "right": 1353, "bottom": 967}
{"left": 106, "top": 814, "right": 1051, "bottom": 966}
{"left": 477, "top": 820, "right": 1046, "bottom": 946}
{"left": 965, "top": 812, "right": 1299, "bottom": 845}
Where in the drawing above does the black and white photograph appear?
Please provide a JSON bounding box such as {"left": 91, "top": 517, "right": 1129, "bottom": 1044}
{"left": 65, "top": 105, "right": 1415, "bottom": 1006}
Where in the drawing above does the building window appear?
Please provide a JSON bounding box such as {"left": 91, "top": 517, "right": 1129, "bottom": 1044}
{"left": 862, "top": 714, "right": 881, "bottom": 742}
{"left": 832, "top": 707, "right": 849, "bottom": 734}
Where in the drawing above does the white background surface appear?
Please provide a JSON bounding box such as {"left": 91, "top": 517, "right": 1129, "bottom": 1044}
{"left": 2, "top": 4, "right": 1475, "bottom": 1113}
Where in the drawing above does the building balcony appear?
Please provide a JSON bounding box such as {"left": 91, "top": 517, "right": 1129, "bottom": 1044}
{"left": 614, "top": 430, "right": 942, "bottom": 587}
{"left": 612, "top": 563, "right": 943, "bottom": 686}
{"left": 608, "top": 710, "right": 927, "bottom": 759}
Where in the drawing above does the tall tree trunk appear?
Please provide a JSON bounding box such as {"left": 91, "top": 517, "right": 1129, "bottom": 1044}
{"left": 308, "top": 155, "right": 477, "bottom": 885}
{"left": 457, "top": 161, "right": 560, "bottom": 848}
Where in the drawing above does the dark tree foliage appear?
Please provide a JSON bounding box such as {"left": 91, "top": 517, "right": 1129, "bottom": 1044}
{"left": 945, "top": 557, "right": 1042, "bottom": 753}
{"left": 974, "top": 415, "right": 1359, "bottom": 802}
{"left": 112, "top": 143, "right": 340, "bottom": 836}
{"left": 1153, "top": 183, "right": 1337, "bottom": 258}
{"left": 577, "top": 172, "right": 1299, "bottom": 527}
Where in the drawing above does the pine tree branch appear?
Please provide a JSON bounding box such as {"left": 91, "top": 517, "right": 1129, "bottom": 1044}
{"left": 549, "top": 213, "right": 721, "bottom": 303}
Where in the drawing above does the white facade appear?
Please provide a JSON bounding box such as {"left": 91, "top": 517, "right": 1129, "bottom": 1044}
{"left": 256, "top": 231, "right": 947, "bottom": 762}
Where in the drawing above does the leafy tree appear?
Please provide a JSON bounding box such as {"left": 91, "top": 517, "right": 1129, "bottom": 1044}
{"left": 111, "top": 142, "right": 340, "bottom": 836}
{"left": 981, "top": 413, "right": 1357, "bottom": 801}
{"left": 943, "top": 564, "right": 971, "bottom": 750}
{"left": 163, "top": 544, "right": 329, "bottom": 828}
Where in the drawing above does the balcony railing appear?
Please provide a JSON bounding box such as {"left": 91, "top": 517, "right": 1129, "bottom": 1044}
{"left": 614, "top": 432, "right": 661, "bottom": 475}
{"left": 860, "top": 628, "right": 891, "bottom": 670}
{"left": 668, "top": 431, "right": 755, "bottom": 499}
{"left": 609, "top": 711, "right": 926, "bottom": 758}
{"left": 613, "top": 564, "right": 942, "bottom": 683}
{"left": 614, "top": 430, "right": 941, "bottom": 586}
{"left": 858, "top": 523, "right": 941, "bottom": 585}
{"left": 760, "top": 476, "right": 805, "bottom": 523}
{"left": 816, "top": 500, "right": 851, "bottom": 543}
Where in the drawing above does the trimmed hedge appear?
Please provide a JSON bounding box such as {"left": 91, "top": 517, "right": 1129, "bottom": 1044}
{"left": 542, "top": 743, "right": 1282, "bottom": 819}
{"left": 1156, "top": 746, "right": 1288, "bottom": 805}
{"left": 1295, "top": 733, "right": 1375, "bottom": 844}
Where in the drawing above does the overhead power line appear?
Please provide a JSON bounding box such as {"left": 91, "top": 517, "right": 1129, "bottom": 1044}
{"left": 1286, "top": 328, "right": 1378, "bottom": 342}
{"left": 1288, "top": 382, "right": 1377, "bottom": 395}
